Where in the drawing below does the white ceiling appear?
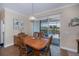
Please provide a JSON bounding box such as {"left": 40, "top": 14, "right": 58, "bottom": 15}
{"left": 0, "top": 3, "right": 73, "bottom": 15}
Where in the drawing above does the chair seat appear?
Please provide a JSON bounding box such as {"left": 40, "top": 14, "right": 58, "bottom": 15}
{"left": 40, "top": 47, "right": 47, "bottom": 51}
{"left": 18, "top": 45, "right": 33, "bottom": 56}
{"left": 26, "top": 47, "right": 34, "bottom": 56}
{"left": 21, "top": 46, "right": 33, "bottom": 52}
{"left": 27, "top": 47, "right": 33, "bottom": 52}
{"left": 40, "top": 36, "right": 52, "bottom": 56}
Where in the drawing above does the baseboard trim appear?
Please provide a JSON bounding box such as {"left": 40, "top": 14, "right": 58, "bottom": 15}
{"left": 4, "top": 43, "right": 14, "bottom": 48}
{"left": 60, "top": 46, "right": 77, "bottom": 53}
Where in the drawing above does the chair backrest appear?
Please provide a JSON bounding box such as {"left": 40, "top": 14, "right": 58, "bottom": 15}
{"left": 49, "top": 36, "right": 52, "bottom": 45}
{"left": 16, "top": 36, "right": 27, "bottom": 56}
{"left": 38, "top": 32, "right": 45, "bottom": 38}
{"left": 33, "top": 32, "right": 39, "bottom": 38}
{"left": 48, "top": 37, "right": 52, "bottom": 56}
{"left": 44, "top": 36, "right": 52, "bottom": 56}
{"left": 14, "top": 36, "right": 22, "bottom": 47}
{"left": 18, "top": 32, "right": 28, "bottom": 37}
{"left": 15, "top": 34, "right": 26, "bottom": 48}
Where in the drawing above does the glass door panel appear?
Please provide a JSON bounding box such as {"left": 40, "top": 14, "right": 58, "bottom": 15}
{"left": 40, "top": 19, "right": 48, "bottom": 37}
{"left": 48, "top": 18, "right": 60, "bottom": 46}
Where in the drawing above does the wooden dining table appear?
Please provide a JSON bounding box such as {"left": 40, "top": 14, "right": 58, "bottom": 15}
{"left": 22, "top": 36, "right": 49, "bottom": 56}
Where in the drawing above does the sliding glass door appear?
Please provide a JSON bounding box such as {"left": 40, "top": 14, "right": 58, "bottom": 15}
{"left": 48, "top": 18, "right": 60, "bottom": 35}
{"left": 40, "top": 19, "right": 48, "bottom": 37}
{"left": 48, "top": 18, "right": 60, "bottom": 46}
{"left": 40, "top": 19, "right": 60, "bottom": 36}
{"left": 40, "top": 16, "right": 60, "bottom": 46}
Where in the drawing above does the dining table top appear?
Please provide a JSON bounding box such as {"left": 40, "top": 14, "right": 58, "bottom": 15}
{"left": 22, "top": 36, "right": 49, "bottom": 50}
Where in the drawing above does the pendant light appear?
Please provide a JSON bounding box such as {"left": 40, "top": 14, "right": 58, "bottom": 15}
{"left": 29, "top": 3, "right": 36, "bottom": 20}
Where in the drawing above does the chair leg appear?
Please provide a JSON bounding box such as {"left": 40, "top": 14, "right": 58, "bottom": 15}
{"left": 49, "top": 50, "right": 51, "bottom": 56}
{"left": 18, "top": 47, "right": 27, "bottom": 56}
{"left": 46, "top": 50, "right": 51, "bottom": 56}
{"left": 44, "top": 49, "right": 49, "bottom": 56}
{"left": 45, "top": 48, "right": 51, "bottom": 56}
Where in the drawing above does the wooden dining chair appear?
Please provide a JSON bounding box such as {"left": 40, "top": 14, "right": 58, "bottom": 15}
{"left": 33, "top": 32, "right": 39, "bottom": 38}
{"left": 40, "top": 36, "right": 52, "bottom": 56}
{"left": 14, "top": 35, "right": 19, "bottom": 46}
{"left": 38, "top": 32, "right": 45, "bottom": 38}
{"left": 20, "top": 36, "right": 34, "bottom": 56}
{"left": 14, "top": 35, "right": 33, "bottom": 56}
{"left": 18, "top": 32, "right": 28, "bottom": 37}
{"left": 14, "top": 32, "right": 28, "bottom": 47}
{"left": 47, "top": 36, "right": 52, "bottom": 56}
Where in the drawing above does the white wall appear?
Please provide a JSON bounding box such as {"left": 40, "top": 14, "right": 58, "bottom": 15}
{"left": 24, "top": 19, "right": 33, "bottom": 36}
{"left": 4, "top": 8, "right": 28, "bottom": 47}
{"left": 60, "top": 4, "right": 79, "bottom": 52}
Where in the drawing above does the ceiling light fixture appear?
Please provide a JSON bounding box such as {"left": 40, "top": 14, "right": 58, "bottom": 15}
{"left": 29, "top": 3, "right": 36, "bottom": 20}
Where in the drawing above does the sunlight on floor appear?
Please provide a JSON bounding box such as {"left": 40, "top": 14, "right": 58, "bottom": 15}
{"left": 51, "top": 45, "right": 60, "bottom": 56}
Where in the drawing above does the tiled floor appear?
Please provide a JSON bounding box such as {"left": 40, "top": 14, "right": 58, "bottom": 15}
{"left": 0, "top": 45, "right": 79, "bottom": 56}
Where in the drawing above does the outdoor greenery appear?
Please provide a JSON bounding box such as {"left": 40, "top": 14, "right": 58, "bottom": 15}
{"left": 49, "top": 25, "right": 60, "bottom": 34}
{"left": 41, "top": 25, "right": 60, "bottom": 35}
